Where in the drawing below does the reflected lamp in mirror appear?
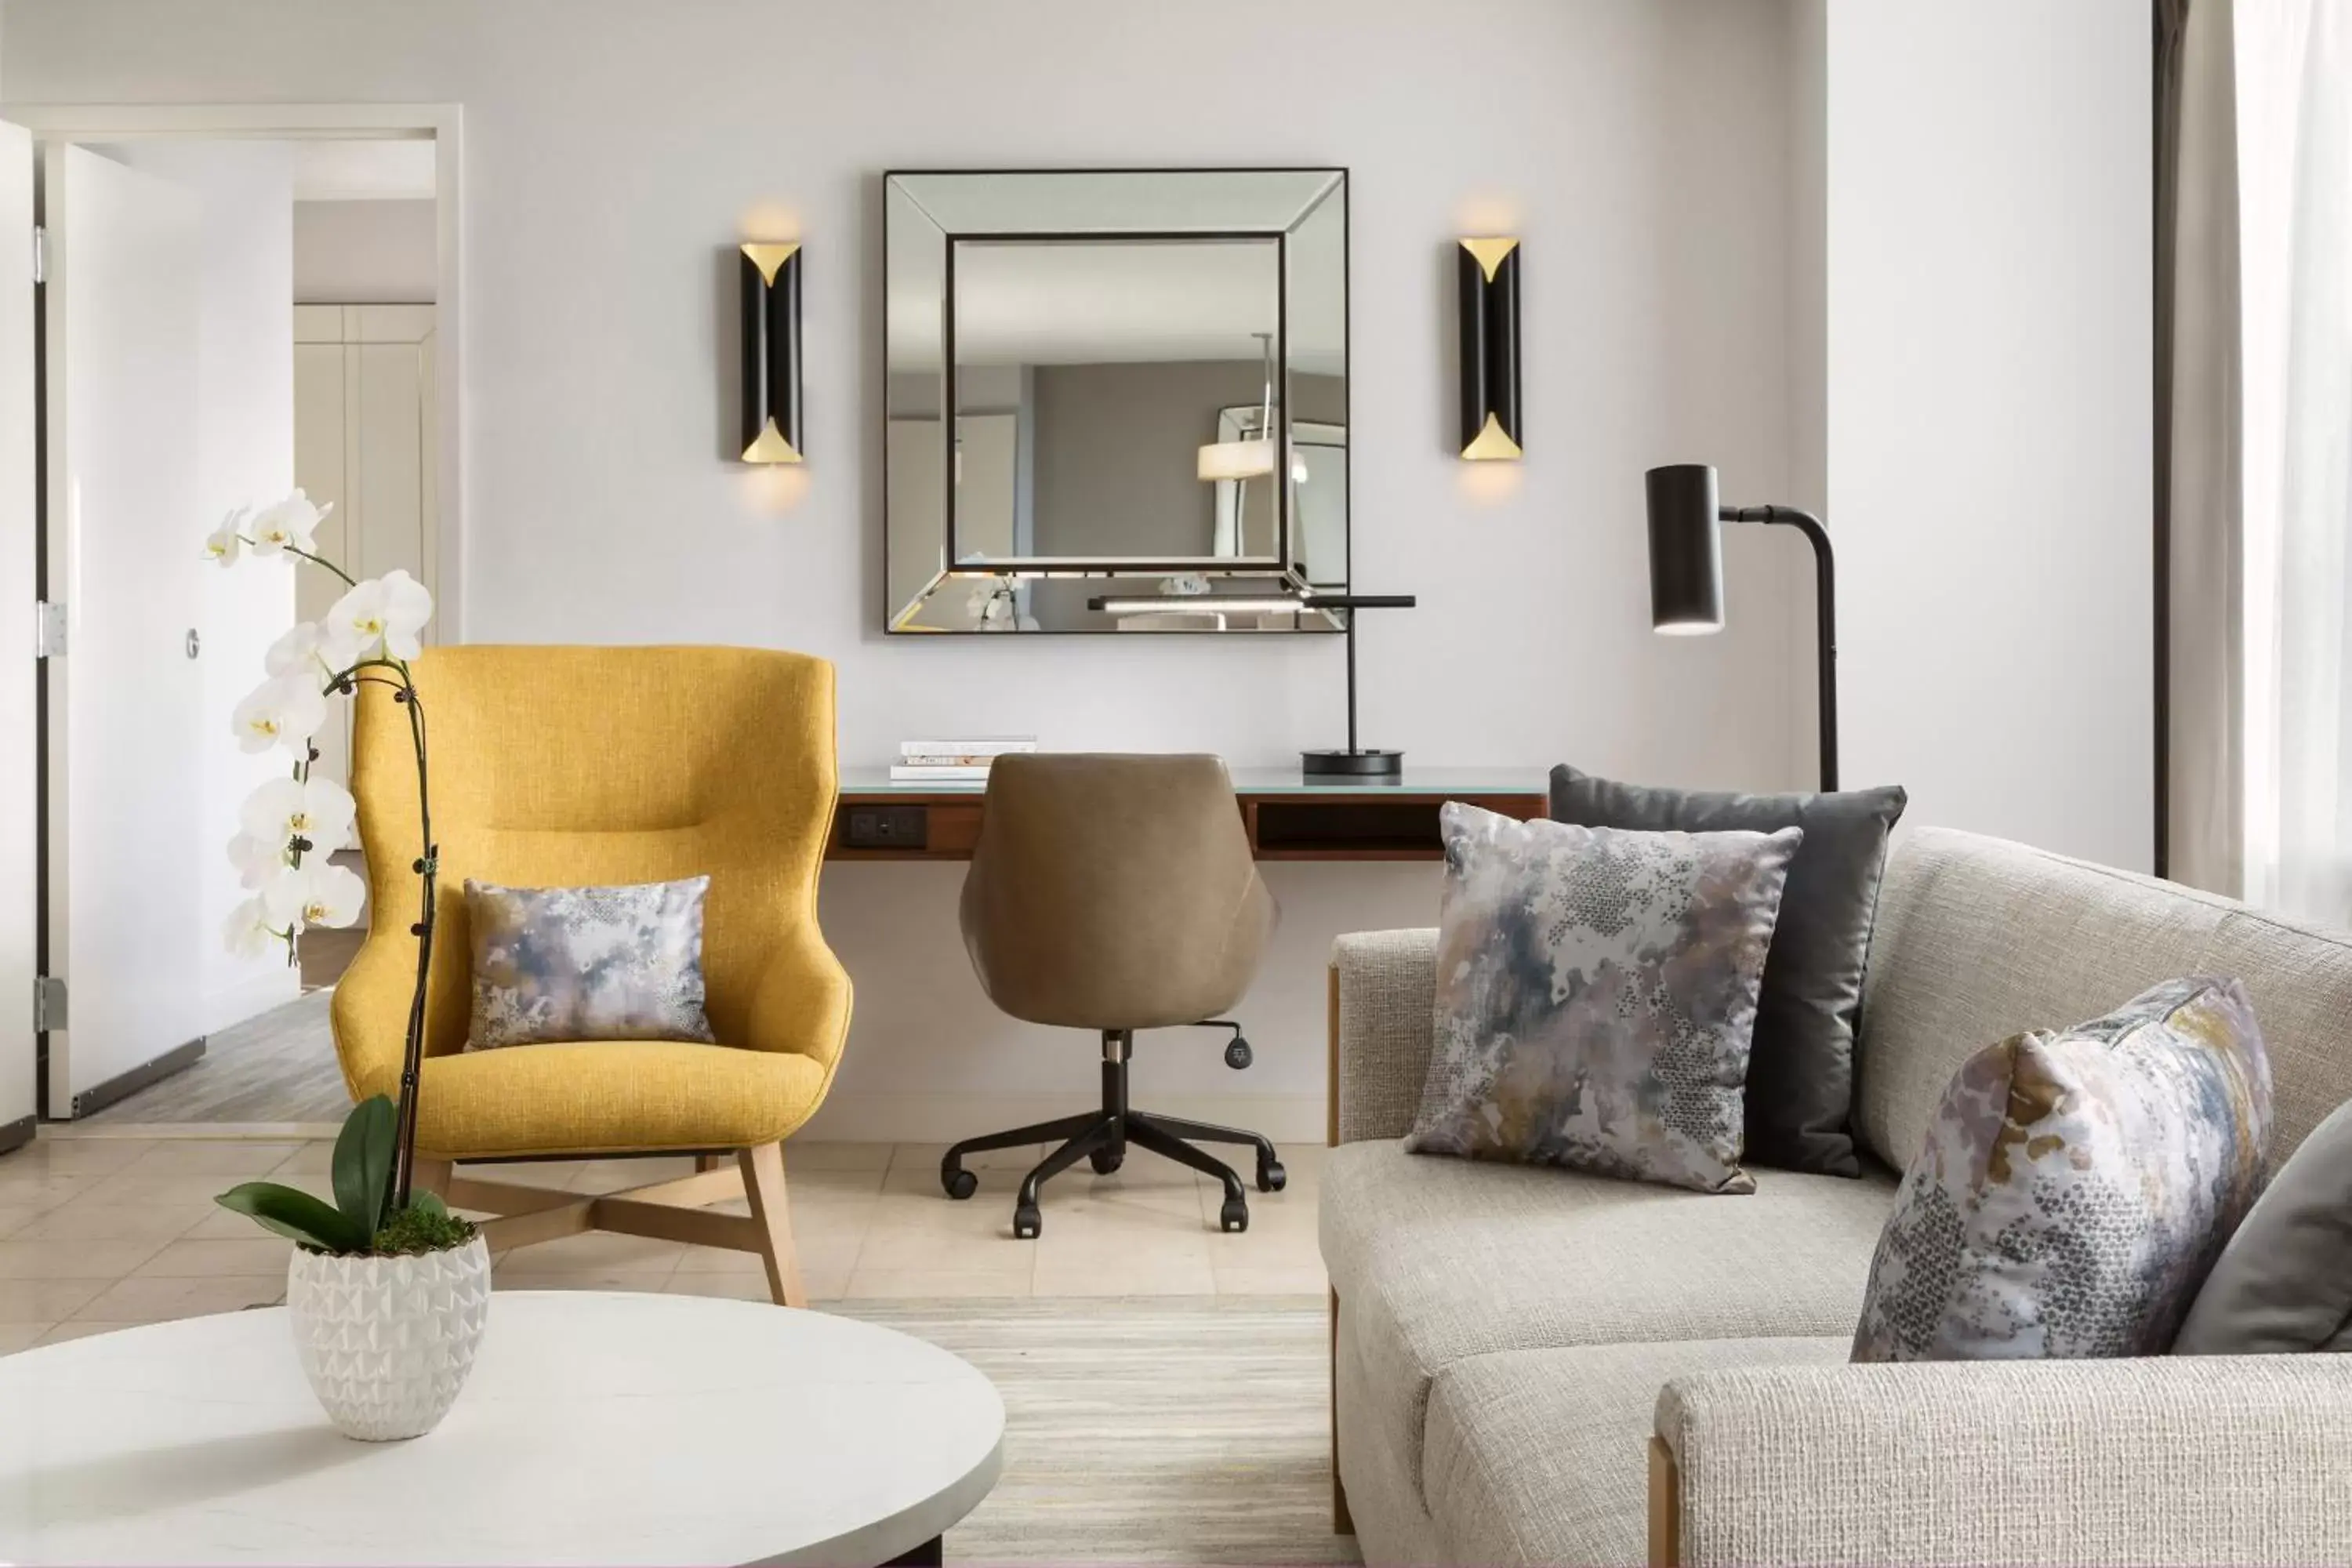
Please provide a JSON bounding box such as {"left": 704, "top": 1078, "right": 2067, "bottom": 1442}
{"left": 740, "top": 242, "right": 803, "bottom": 463}
{"left": 1457, "top": 237, "right": 1522, "bottom": 460}
{"left": 884, "top": 169, "right": 1348, "bottom": 633}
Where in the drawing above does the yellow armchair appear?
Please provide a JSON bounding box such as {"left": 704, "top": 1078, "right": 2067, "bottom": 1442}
{"left": 329, "top": 644, "right": 851, "bottom": 1304}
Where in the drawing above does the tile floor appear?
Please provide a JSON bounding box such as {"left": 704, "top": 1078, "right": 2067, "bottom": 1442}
{"left": 0, "top": 1133, "right": 1327, "bottom": 1350}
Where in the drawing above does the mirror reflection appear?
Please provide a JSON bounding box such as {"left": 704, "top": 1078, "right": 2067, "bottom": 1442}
{"left": 884, "top": 169, "right": 1347, "bottom": 634}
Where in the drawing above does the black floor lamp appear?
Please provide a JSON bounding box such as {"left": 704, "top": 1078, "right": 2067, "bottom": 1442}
{"left": 1644, "top": 463, "right": 1838, "bottom": 791}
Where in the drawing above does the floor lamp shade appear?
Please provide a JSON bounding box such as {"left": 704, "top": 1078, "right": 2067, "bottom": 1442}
{"left": 739, "top": 242, "right": 803, "bottom": 463}
{"left": 1646, "top": 463, "right": 1725, "bottom": 633}
{"left": 1457, "top": 238, "right": 1523, "bottom": 459}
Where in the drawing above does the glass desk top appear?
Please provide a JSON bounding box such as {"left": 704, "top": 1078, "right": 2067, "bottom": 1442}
{"left": 838, "top": 766, "right": 1548, "bottom": 797}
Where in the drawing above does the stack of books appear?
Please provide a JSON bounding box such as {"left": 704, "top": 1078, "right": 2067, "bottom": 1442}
{"left": 889, "top": 736, "right": 1037, "bottom": 782}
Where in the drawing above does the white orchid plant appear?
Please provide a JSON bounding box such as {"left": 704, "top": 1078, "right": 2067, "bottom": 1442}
{"left": 209, "top": 490, "right": 442, "bottom": 1211}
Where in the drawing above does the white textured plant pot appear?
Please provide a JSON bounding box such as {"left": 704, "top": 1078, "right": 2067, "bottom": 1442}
{"left": 285, "top": 1234, "right": 492, "bottom": 1441}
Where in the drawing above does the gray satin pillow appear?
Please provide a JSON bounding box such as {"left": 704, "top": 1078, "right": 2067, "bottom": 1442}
{"left": 2174, "top": 1097, "right": 2352, "bottom": 1354}
{"left": 1549, "top": 765, "right": 1906, "bottom": 1176}
{"left": 464, "top": 877, "right": 717, "bottom": 1050}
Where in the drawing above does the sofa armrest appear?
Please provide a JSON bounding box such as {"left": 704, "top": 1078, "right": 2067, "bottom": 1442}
{"left": 1329, "top": 928, "right": 1437, "bottom": 1144}
{"left": 1650, "top": 1356, "right": 2352, "bottom": 1566}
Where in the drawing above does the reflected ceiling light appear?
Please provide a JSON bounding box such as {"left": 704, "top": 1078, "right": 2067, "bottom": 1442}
{"left": 739, "top": 241, "right": 803, "bottom": 464}
{"left": 1458, "top": 237, "right": 1523, "bottom": 460}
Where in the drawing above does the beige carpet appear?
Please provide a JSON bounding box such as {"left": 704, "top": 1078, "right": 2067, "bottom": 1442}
{"left": 838, "top": 1297, "right": 1358, "bottom": 1565}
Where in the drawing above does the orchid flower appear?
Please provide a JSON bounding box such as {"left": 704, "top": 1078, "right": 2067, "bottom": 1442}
{"left": 245, "top": 490, "right": 331, "bottom": 557}
{"left": 230, "top": 675, "right": 329, "bottom": 756}
{"left": 323, "top": 569, "right": 434, "bottom": 666}
{"left": 203, "top": 507, "right": 249, "bottom": 568}
{"left": 222, "top": 896, "right": 285, "bottom": 960}
{"left": 226, "top": 832, "right": 285, "bottom": 891}
{"left": 264, "top": 622, "right": 328, "bottom": 680}
{"left": 263, "top": 859, "right": 367, "bottom": 933}
{"left": 240, "top": 775, "right": 357, "bottom": 858}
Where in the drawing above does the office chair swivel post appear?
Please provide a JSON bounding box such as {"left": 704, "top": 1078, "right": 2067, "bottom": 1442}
{"left": 939, "top": 1028, "right": 1287, "bottom": 1238}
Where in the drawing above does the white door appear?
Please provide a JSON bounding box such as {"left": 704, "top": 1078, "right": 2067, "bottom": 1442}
{"left": 42, "top": 144, "right": 205, "bottom": 1117}
{"left": 0, "top": 125, "right": 36, "bottom": 1144}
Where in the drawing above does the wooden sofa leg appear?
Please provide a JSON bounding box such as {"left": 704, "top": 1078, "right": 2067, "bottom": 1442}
{"left": 1648, "top": 1436, "right": 1681, "bottom": 1566}
{"left": 1331, "top": 1287, "right": 1355, "bottom": 1535}
{"left": 739, "top": 1142, "right": 807, "bottom": 1308}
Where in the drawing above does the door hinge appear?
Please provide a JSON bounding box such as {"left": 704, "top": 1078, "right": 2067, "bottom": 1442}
{"left": 31, "top": 226, "right": 44, "bottom": 286}
{"left": 34, "top": 601, "right": 64, "bottom": 659}
{"left": 33, "top": 976, "right": 65, "bottom": 1033}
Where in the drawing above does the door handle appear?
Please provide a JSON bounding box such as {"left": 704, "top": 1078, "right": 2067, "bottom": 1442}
{"left": 185, "top": 629, "right": 201, "bottom": 660}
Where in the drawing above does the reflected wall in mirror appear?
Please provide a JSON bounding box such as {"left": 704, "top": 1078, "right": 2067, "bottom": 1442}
{"left": 885, "top": 169, "right": 1347, "bottom": 634}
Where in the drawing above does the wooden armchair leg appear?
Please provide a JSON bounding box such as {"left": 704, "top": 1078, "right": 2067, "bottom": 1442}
{"left": 738, "top": 1142, "right": 807, "bottom": 1308}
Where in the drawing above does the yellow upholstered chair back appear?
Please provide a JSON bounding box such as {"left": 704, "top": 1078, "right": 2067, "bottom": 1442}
{"left": 339, "top": 645, "right": 837, "bottom": 1080}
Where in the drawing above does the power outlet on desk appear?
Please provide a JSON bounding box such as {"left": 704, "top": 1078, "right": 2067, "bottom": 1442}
{"left": 844, "top": 804, "right": 928, "bottom": 851}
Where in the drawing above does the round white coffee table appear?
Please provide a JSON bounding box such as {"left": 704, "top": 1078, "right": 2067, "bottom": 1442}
{"left": 0, "top": 1290, "right": 1004, "bottom": 1566}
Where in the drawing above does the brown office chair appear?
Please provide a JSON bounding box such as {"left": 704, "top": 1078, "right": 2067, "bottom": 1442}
{"left": 943, "top": 753, "right": 1282, "bottom": 1237}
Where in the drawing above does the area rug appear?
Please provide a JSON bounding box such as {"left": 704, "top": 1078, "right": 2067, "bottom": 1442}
{"left": 837, "top": 1297, "right": 1359, "bottom": 1565}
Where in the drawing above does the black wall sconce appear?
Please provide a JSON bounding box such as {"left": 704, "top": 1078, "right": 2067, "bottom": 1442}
{"left": 739, "top": 242, "right": 803, "bottom": 463}
{"left": 1457, "top": 237, "right": 1522, "bottom": 460}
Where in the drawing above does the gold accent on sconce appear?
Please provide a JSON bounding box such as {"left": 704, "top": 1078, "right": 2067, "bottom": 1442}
{"left": 1460, "top": 412, "right": 1523, "bottom": 462}
{"left": 742, "top": 416, "right": 803, "bottom": 465}
{"left": 1460, "top": 235, "right": 1519, "bottom": 284}
{"left": 741, "top": 241, "right": 800, "bottom": 286}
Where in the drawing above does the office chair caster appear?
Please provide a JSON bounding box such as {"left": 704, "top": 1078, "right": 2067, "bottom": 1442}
{"left": 1088, "top": 1148, "right": 1124, "bottom": 1175}
{"left": 941, "top": 1161, "right": 977, "bottom": 1201}
{"left": 1257, "top": 1156, "right": 1287, "bottom": 1193}
{"left": 1013, "top": 1202, "right": 1043, "bottom": 1240}
{"left": 1218, "top": 1196, "right": 1250, "bottom": 1232}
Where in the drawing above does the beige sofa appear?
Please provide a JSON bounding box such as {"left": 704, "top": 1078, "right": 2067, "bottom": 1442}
{"left": 1322, "top": 826, "right": 2352, "bottom": 1566}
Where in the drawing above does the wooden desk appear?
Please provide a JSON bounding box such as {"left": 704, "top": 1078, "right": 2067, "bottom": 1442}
{"left": 828, "top": 768, "right": 1548, "bottom": 862}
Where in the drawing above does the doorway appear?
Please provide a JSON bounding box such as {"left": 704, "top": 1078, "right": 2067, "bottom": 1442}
{"left": 0, "top": 107, "right": 463, "bottom": 1132}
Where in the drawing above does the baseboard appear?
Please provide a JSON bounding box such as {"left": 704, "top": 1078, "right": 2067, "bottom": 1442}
{"left": 802, "top": 1091, "right": 1327, "bottom": 1145}
{"left": 67, "top": 1037, "right": 206, "bottom": 1120}
{"left": 200, "top": 971, "right": 303, "bottom": 1037}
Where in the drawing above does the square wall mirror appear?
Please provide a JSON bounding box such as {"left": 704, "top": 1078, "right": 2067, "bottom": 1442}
{"left": 884, "top": 169, "right": 1347, "bottom": 634}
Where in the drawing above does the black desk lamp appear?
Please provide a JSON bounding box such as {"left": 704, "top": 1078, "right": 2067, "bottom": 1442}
{"left": 1297, "top": 593, "right": 1417, "bottom": 779}
{"left": 1645, "top": 463, "right": 1838, "bottom": 790}
{"left": 1084, "top": 590, "right": 1418, "bottom": 779}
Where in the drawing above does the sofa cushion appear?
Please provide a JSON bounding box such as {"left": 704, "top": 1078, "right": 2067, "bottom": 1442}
{"left": 1322, "top": 1140, "right": 1896, "bottom": 1497}
{"left": 1424, "top": 1337, "right": 1849, "bottom": 1567}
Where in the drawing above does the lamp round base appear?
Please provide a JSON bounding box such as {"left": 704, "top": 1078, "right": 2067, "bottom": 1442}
{"left": 1301, "top": 748, "right": 1405, "bottom": 779}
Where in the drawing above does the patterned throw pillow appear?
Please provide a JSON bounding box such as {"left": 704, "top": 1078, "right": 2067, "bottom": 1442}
{"left": 463, "top": 877, "right": 718, "bottom": 1051}
{"left": 1404, "top": 803, "right": 1802, "bottom": 1194}
{"left": 1851, "top": 977, "right": 2272, "bottom": 1362}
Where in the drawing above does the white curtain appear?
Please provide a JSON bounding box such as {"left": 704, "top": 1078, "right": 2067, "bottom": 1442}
{"left": 2237, "top": 0, "right": 2352, "bottom": 920}
{"left": 2169, "top": 0, "right": 2352, "bottom": 919}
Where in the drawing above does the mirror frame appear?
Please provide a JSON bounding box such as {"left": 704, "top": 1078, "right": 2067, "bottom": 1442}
{"left": 882, "top": 167, "right": 1349, "bottom": 636}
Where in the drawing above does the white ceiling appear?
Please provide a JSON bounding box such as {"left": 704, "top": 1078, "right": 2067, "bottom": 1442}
{"left": 292, "top": 139, "right": 435, "bottom": 201}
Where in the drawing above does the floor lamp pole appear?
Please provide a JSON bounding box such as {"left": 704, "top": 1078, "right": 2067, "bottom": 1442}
{"left": 1728, "top": 505, "right": 1838, "bottom": 792}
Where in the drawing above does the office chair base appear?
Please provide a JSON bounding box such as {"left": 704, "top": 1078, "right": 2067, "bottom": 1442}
{"left": 940, "top": 1030, "right": 1284, "bottom": 1238}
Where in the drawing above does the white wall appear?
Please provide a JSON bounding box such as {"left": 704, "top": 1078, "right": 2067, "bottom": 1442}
{"left": 3, "top": 0, "right": 2152, "bottom": 1138}
{"left": 294, "top": 198, "right": 435, "bottom": 303}
{"left": 1817, "top": 0, "right": 2154, "bottom": 870}
{"left": 112, "top": 141, "right": 303, "bottom": 1035}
